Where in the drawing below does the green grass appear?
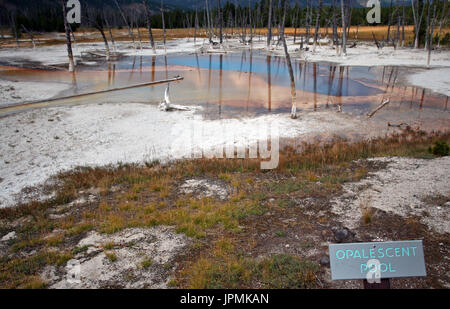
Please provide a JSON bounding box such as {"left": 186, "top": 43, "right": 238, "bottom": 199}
{"left": 140, "top": 257, "right": 153, "bottom": 269}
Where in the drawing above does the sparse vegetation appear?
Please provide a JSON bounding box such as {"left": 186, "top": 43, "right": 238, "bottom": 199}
{"left": 0, "top": 131, "right": 449, "bottom": 289}
{"left": 428, "top": 141, "right": 449, "bottom": 156}
{"left": 140, "top": 257, "right": 153, "bottom": 269}
{"left": 105, "top": 251, "right": 118, "bottom": 262}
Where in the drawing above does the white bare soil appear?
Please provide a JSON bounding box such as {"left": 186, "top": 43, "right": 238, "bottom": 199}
{"left": 407, "top": 67, "right": 450, "bottom": 97}
{"left": 331, "top": 156, "right": 450, "bottom": 234}
{"left": 0, "top": 102, "right": 383, "bottom": 207}
{"left": 0, "top": 79, "right": 72, "bottom": 107}
{"left": 48, "top": 226, "right": 189, "bottom": 289}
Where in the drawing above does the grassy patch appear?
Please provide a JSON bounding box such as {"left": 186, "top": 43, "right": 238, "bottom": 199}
{"left": 0, "top": 250, "right": 71, "bottom": 288}
{"left": 105, "top": 251, "right": 118, "bottom": 262}
{"left": 140, "top": 257, "right": 153, "bottom": 269}
{"left": 183, "top": 253, "right": 319, "bottom": 289}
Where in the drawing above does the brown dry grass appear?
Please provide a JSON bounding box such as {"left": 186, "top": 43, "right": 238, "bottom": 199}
{"left": 2, "top": 26, "right": 448, "bottom": 48}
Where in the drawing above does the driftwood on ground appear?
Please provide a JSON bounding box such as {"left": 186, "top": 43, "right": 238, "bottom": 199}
{"left": 367, "top": 99, "right": 390, "bottom": 118}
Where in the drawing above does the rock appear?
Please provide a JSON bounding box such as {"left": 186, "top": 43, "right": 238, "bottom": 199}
{"left": 40, "top": 266, "right": 60, "bottom": 285}
{"left": 50, "top": 226, "right": 189, "bottom": 289}
{"left": 1, "top": 231, "right": 17, "bottom": 242}
{"left": 332, "top": 227, "right": 354, "bottom": 243}
{"left": 180, "top": 178, "right": 229, "bottom": 200}
{"left": 320, "top": 256, "right": 330, "bottom": 267}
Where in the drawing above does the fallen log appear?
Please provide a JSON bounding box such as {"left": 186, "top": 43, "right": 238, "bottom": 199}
{"left": 367, "top": 99, "right": 390, "bottom": 118}
{"left": 0, "top": 76, "right": 184, "bottom": 113}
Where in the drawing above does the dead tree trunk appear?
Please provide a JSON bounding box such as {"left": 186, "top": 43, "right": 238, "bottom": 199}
{"left": 134, "top": 11, "right": 143, "bottom": 50}
{"left": 98, "top": 27, "right": 110, "bottom": 60}
{"left": 427, "top": 2, "right": 437, "bottom": 66}
{"left": 62, "top": 1, "right": 75, "bottom": 72}
{"left": 21, "top": 25, "right": 36, "bottom": 48}
{"left": 314, "top": 0, "right": 323, "bottom": 49}
{"left": 142, "top": 1, "right": 156, "bottom": 53}
{"left": 305, "top": 0, "right": 312, "bottom": 45}
{"left": 10, "top": 12, "right": 19, "bottom": 48}
{"left": 411, "top": 0, "right": 426, "bottom": 48}
{"left": 104, "top": 10, "right": 117, "bottom": 53}
{"left": 194, "top": 8, "right": 199, "bottom": 44}
{"left": 340, "top": 0, "right": 347, "bottom": 55}
{"left": 217, "top": 0, "right": 223, "bottom": 44}
{"left": 113, "top": 0, "right": 136, "bottom": 49}
{"left": 267, "top": 0, "right": 273, "bottom": 49}
{"left": 161, "top": 0, "right": 167, "bottom": 52}
{"left": 293, "top": 3, "right": 300, "bottom": 44}
{"left": 387, "top": 0, "right": 393, "bottom": 42}
{"left": 280, "top": 0, "right": 296, "bottom": 119}
{"left": 437, "top": 0, "right": 448, "bottom": 48}
{"left": 248, "top": 0, "right": 253, "bottom": 43}
{"left": 205, "top": 0, "right": 213, "bottom": 43}
{"left": 424, "top": 0, "right": 431, "bottom": 50}
{"left": 332, "top": 0, "right": 338, "bottom": 46}
{"left": 402, "top": 5, "right": 406, "bottom": 47}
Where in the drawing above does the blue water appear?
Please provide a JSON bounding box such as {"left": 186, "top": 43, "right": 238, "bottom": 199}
{"left": 165, "top": 51, "right": 383, "bottom": 97}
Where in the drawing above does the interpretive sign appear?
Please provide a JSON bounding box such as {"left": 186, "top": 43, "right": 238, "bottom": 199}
{"left": 329, "top": 240, "right": 426, "bottom": 280}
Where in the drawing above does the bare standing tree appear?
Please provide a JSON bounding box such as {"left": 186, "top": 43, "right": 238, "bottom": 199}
{"left": 62, "top": 1, "right": 75, "bottom": 72}
{"left": 280, "top": 0, "right": 296, "bottom": 119}
{"left": 293, "top": 2, "right": 300, "bottom": 44}
{"left": 411, "top": 0, "right": 426, "bottom": 48}
{"left": 142, "top": 0, "right": 156, "bottom": 53}
{"left": 133, "top": 9, "right": 143, "bottom": 50}
{"left": 427, "top": 1, "right": 437, "bottom": 66}
{"left": 86, "top": 8, "right": 111, "bottom": 60}
{"left": 387, "top": 0, "right": 394, "bottom": 42}
{"left": 313, "top": 0, "right": 323, "bottom": 49}
{"left": 194, "top": 7, "right": 199, "bottom": 44}
{"left": 267, "top": 0, "right": 273, "bottom": 49}
{"left": 402, "top": 5, "right": 406, "bottom": 47}
{"left": 205, "top": 0, "right": 213, "bottom": 43}
{"left": 104, "top": 9, "right": 117, "bottom": 53}
{"left": 217, "top": 0, "right": 223, "bottom": 44}
{"left": 424, "top": 0, "right": 431, "bottom": 50}
{"left": 161, "top": 0, "right": 167, "bottom": 52}
{"left": 340, "top": 0, "right": 347, "bottom": 55}
{"left": 9, "top": 10, "right": 19, "bottom": 48}
{"left": 114, "top": 0, "right": 136, "bottom": 49}
{"left": 437, "top": 0, "right": 448, "bottom": 48}
{"left": 21, "top": 25, "right": 36, "bottom": 48}
{"left": 248, "top": 0, "right": 253, "bottom": 43}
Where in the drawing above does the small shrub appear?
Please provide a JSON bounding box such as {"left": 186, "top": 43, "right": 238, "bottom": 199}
{"left": 428, "top": 141, "right": 449, "bottom": 156}
{"left": 140, "top": 257, "right": 153, "bottom": 269}
{"left": 105, "top": 251, "right": 117, "bottom": 262}
{"left": 275, "top": 231, "right": 286, "bottom": 237}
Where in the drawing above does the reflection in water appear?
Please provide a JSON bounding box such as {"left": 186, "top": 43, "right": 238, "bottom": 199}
{"left": 219, "top": 54, "right": 223, "bottom": 117}
{"left": 151, "top": 56, "right": 156, "bottom": 82}
{"left": 313, "top": 63, "right": 317, "bottom": 111}
{"left": 246, "top": 52, "right": 252, "bottom": 112}
{"left": 168, "top": 51, "right": 382, "bottom": 97}
{"left": 267, "top": 55, "right": 271, "bottom": 111}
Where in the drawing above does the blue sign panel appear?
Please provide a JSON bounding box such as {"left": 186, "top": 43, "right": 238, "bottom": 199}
{"left": 329, "top": 240, "right": 426, "bottom": 280}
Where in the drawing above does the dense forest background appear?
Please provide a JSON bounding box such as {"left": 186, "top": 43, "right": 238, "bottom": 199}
{"left": 0, "top": 0, "right": 448, "bottom": 42}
